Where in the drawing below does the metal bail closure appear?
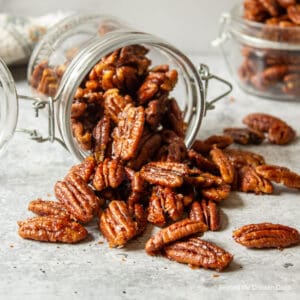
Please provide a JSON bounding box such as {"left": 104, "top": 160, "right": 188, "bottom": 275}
{"left": 199, "top": 63, "right": 233, "bottom": 114}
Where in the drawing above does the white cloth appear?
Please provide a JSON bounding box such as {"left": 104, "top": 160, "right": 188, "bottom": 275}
{"left": 0, "top": 12, "right": 70, "bottom": 65}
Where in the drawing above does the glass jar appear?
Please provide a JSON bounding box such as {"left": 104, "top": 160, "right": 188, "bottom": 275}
{"left": 0, "top": 13, "right": 232, "bottom": 161}
{"left": 214, "top": 3, "right": 300, "bottom": 101}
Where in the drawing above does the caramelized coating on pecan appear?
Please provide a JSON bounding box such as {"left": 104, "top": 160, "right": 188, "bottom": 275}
{"left": 93, "top": 158, "right": 125, "bottom": 191}
{"left": 243, "top": 113, "right": 285, "bottom": 132}
{"left": 133, "top": 203, "right": 148, "bottom": 236}
{"left": 223, "top": 148, "right": 265, "bottom": 168}
{"left": 71, "top": 119, "right": 92, "bottom": 151}
{"left": 204, "top": 135, "right": 234, "bottom": 149}
{"left": 287, "top": 4, "right": 300, "bottom": 24}
{"left": 238, "top": 166, "right": 274, "bottom": 194}
{"left": 145, "top": 96, "right": 168, "bottom": 129}
{"left": 223, "top": 127, "right": 265, "bottom": 145}
{"left": 258, "top": 0, "right": 280, "bottom": 17}
{"left": 28, "top": 199, "right": 71, "bottom": 219}
{"left": 210, "top": 147, "right": 235, "bottom": 185}
{"left": 18, "top": 216, "right": 87, "bottom": 243}
{"left": 164, "top": 238, "right": 233, "bottom": 271}
{"left": 256, "top": 165, "right": 300, "bottom": 189}
{"left": 92, "top": 116, "right": 111, "bottom": 163}
{"left": 140, "top": 162, "right": 189, "bottom": 188}
{"left": 201, "top": 184, "right": 231, "bottom": 203}
{"left": 185, "top": 172, "right": 223, "bottom": 188}
{"left": 233, "top": 223, "right": 300, "bottom": 248}
{"left": 145, "top": 218, "right": 208, "bottom": 255}
{"left": 112, "top": 104, "right": 145, "bottom": 161}
{"left": 164, "top": 99, "right": 185, "bottom": 137}
{"left": 55, "top": 173, "right": 101, "bottom": 223}
{"left": 147, "top": 188, "right": 167, "bottom": 227}
{"left": 69, "top": 156, "right": 96, "bottom": 183}
{"left": 277, "top": 0, "right": 297, "bottom": 9}
{"left": 244, "top": 0, "right": 269, "bottom": 21}
{"left": 99, "top": 200, "right": 138, "bottom": 248}
{"left": 189, "top": 200, "right": 220, "bottom": 231}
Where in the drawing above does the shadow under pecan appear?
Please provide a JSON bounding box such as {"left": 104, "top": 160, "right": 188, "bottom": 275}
{"left": 233, "top": 223, "right": 300, "bottom": 248}
{"left": 28, "top": 199, "right": 72, "bottom": 219}
{"left": 189, "top": 199, "right": 220, "bottom": 231}
{"left": 238, "top": 166, "right": 274, "bottom": 194}
{"left": 256, "top": 164, "right": 300, "bottom": 189}
{"left": 223, "top": 127, "right": 265, "bottom": 145}
{"left": 99, "top": 200, "right": 139, "bottom": 248}
{"left": 145, "top": 218, "right": 208, "bottom": 256}
{"left": 140, "top": 162, "right": 189, "bottom": 188}
{"left": 69, "top": 156, "right": 96, "bottom": 183}
{"left": 55, "top": 173, "right": 101, "bottom": 223}
{"left": 18, "top": 216, "right": 87, "bottom": 243}
{"left": 201, "top": 184, "right": 231, "bottom": 203}
{"left": 112, "top": 104, "right": 145, "bottom": 161}
{"left": 164, "top": 237, "right": 233, "bottom": 271}
{"left": 93, "top": 158, "right": 125, "bottom": 191}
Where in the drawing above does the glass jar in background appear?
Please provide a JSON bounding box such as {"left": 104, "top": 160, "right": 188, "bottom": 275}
{"left": 0, "top": 13, "right": 232, "bottom": 161}
{"left": 214, "top": 3, "right": 300, "bottom": 101}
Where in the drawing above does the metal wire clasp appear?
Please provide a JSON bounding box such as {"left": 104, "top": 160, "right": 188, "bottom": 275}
{"left": 199, "top": 64, "right": 233, "bottom": 114}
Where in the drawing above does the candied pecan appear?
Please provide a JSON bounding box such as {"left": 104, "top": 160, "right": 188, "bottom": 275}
{"left": 201, "top": 184, "right": 231, "bottom": 203}
{"left": 145, "top": 96, "right": 168, "bottom": 129}
{"left": 283, "top": 73, "right": 300, "bottom": 95}
{"left": 256, "top": 165, "right": 300, "bottom": 189}
{"left": 145, "top": 218, "right": 208, "bottom": 255}
{"left": 238, "top": 166, "right": 274, "bottom": 194}
{"left": 189, "top": 200, "right": 220, "bottom": 231}
{"left": 210, "top": 147, "right": 235, "bottom": 185}
{"left": 18, "top": 216, "right": 87, "bottom": 243}
{"left": 99, "top": 200, "right": 138, "bottom": 248}
{"left": 164, "top": 99, "right": 185, "bottom": 137}
{"left": 187, "top": 149, "right": 220, "bottom": 175}
{"left": 204, "top": 135, "right": 234, "bottom": 149}
{"left": 191, "top": 140, "right": 212, "bottom": 155}
{"left": 223, "top": 127, "right": 265, "bottom": 145}
{"left": 71, "top": 119, "right": 92, "bottom": 151}
{"left": 133, "top": 203, "right": 148, "bottom": 236}
{"left": 137, "top": 65, "right": 178, "bottom": 104}
{"left": 223, "top": 148, "right": 265, "bottom": 168}
{"left": 37, "top": 68, "right": 59, "bottom": 97}
{"left": 147, "top": 188, "right": 166, "bottom": 227}
{"left": 233, "top": 223, "right": 300, "bottom": 248}
{"left": 185, "top": 172, "right": 223, "bottom": 188}
{"left": 277, "top": 0, "right": 296, "bottom": 8}
{"left": 112, "top": 104, "right": 145, "bottom": 161}
{"left": 92, "top": 116, "right": 111, "bottom": 162}
{"left": 125, "top": 168, "right": 145, "bottom": 193}
{"left": 258, "top": 0, "right": 280, "bottom": 16}
{"left": 268, "top": 121, "right": 296, "bottom": 145}
{"left": 93, "top": 158, "right": 125, "bottom": 191}
{"left": 69, "top": 156, "right": 96, "bottom": 183}
{"left": 244, "top": 0, "right": 269, "bottom": 21}
{"left": 30, "top": 61, "right": 49, "bottom": 89}
{"left": 287, "top": 4, "right": 300, "bottom": 24}
{"left": 28, "top": 199, "right": 71, "bottom": 219}
{"left": 55, "top": 173, "right": 101, "bottom": 223}
{"left": 164, "top": 238, "right": 233, "bottom": 271}
{"left": 103, "top": 89, "right": 133, "bottom": 123}
{"left": 71, "top": 102, "right": 87, "bottom": 118}
{"left": 140, "top": 162, "right": 189, "bottom": 188}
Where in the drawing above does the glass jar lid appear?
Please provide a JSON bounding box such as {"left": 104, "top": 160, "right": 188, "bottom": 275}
{"left": 0, "top": 58, "right": 18, "bottom": 157}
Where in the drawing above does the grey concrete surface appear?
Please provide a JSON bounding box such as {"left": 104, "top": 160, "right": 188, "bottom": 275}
{"left": 0, "top": 55, "right": 299, "bottom": 300}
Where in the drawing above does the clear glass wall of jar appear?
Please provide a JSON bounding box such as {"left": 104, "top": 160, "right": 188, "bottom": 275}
{"left": 0, "top": 13, "right": 232, "bottom": 161}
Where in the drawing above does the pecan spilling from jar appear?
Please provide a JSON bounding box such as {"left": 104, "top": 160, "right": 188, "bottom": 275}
{"left": 145, "top": 218, "right": 208, "bottom": 255}
{"left": 189, "top": 200, "right": 220, "bottom": 231}
{"left": 28, "top": 199, "right": 72, "bottom": 219}
{"left": 233, "top": 223, "right": 300, "bottom": 248}
{"left": 223, "top": 127, "right": 265, "bottom": 145}
{"left": 18, "top": 216, "right": 87, "bottom": 243}
{"left": 112, "top": 104, "right": 145, "bottom": 161}
{"left": 99, "top": 200, "right": 139, "bottom": 248}
{"left": 256, "top": 165, "right": 300, "bottom": 189}
{"left": 164, "top": 238, "right": 233, "bottom": 271}
{"left": 55, "top": 173, "right": 101, "bottom": 223}
{"left": 140, "top": 162, "right": 189, "bottom": 188}
{"left": 93, "top": 158, "right": 125, "bottom": 191}
{"left": 238, "top": 166, "right": 274, "bottom": 194}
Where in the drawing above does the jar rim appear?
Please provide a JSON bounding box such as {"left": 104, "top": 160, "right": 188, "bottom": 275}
{"left": 56, "top": 31, "right": 205, "bottom": 162}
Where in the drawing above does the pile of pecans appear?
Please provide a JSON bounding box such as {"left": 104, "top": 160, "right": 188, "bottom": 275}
{"left": 240, "top": 0, "right": 300, "bottom": 96}
{"left": 20, "top": 45, "right": 300, "bottom": 272}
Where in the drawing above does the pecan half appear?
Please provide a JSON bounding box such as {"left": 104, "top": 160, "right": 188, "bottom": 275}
{"left": 164, "top": 99, "right": 185, "bottom": 137}
{"left": 99, "top": 200, "right": 138, "bottom": 248}
{"left": 256, "top": 165, "right": 300, "bottom": 189}
{"left": 145, "top": 218, "right": 208, "bottom": 255}
{"left": 145, "top": 96, "right": 168, "bottom": 130}
{"left": 277, "top": 0, "right": 296, "bottom": 9}
{"left": 201, "top": 184, "right": 231, "bottom": 203}
{"left": 203, "top": 135, "right": 234, "bottom": 149}
{"left": 233, "top": 223, "right": 300, "bottom": 248}
{"left": 18, "top": 216, "right": 87, "bottom": 243}
{"left": 243, "top": 113, "right": 284, "bottom": 132}
{"left": 223, "top": 127, "right": 265, "bottom": 145}
{"left": 69, "top": 156, "right": 96, "bottom": 182}
{"left": 140, "top": 162, "right": 189, "bottom": 188}
{"left": 244, "top": 0, "right": 268, "bottom": 22}
{"left": 112, "top": 104, "right": 145, "bottom": 161}
{"left": 258, "top": 0, "right": 280, "bottom": 17}
{"left": 55, "top": 173, "right": 101, "bottom": 223}
{"left": 189, "top": 199, "right": 220, "bottom": 231}
{"left": 93, "top": 158, "right": 125, "bottom": 191}
{"left": 164, "top": 238, "right": 233, "bottom": 271}
{"left": 210, "top": 147, "right": 235, "bottom": 184}
{"left": 185, "top": 172, "right": 223, "bottom": 188}
{"left": 268, "top": 121, "right": 296, "bottom": 145}
{"left": 28, "top": 199, "right": 71, "bottom": 219}
{"left": 287, "top": 4, "right": 300, "bottom": 24}
{"left": 238, "top": 166, "right": 274, "bottom": 194}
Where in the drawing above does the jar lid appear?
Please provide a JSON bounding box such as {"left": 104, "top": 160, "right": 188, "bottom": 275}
{"left": 0, "top": 58, "right": 18, "bottom": 157}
